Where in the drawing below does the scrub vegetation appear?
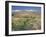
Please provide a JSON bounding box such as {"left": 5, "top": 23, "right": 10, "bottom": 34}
{"left": 12, "top": 11, "right": 41, "bottom": 31}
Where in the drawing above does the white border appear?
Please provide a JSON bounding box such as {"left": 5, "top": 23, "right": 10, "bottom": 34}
{"left": 9, "top": 3, "right": 44, "bottom": 35}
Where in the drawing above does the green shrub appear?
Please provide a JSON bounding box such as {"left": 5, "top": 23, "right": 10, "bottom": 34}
{"left": 12, "top": 14, "right": 41, "bottom": 31}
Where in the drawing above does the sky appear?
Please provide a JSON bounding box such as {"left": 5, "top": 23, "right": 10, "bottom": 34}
{"left": 12, "top": 6, "right": 41, "bottom": 12}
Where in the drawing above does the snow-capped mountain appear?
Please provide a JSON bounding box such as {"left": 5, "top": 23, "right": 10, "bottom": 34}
{"left": 12, "top": 10, "right": 33, "bottom": 12}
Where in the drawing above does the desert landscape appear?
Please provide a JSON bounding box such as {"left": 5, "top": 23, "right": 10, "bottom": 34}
{"left": 12, "top": 10, "right": 41, "bottom": 31}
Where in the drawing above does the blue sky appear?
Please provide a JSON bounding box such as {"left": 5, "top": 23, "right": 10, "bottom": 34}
{"left": 12, "top": 6, "right": 41, "bottom": 12}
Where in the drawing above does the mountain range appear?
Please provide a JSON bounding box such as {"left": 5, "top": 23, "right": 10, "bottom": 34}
{"left": 12, "top": 10, "right": 41, "bottom": 15}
